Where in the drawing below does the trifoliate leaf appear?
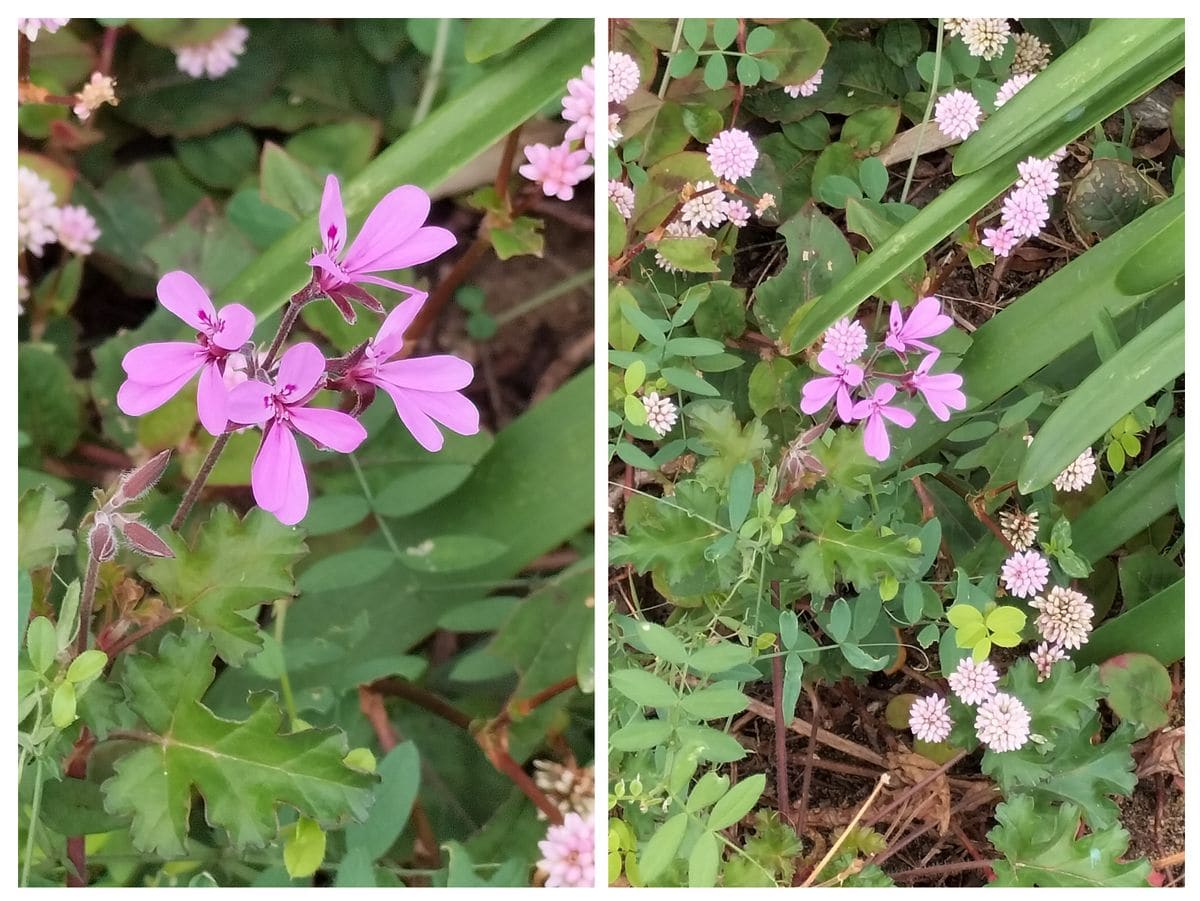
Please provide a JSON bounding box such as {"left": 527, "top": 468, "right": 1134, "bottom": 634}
{"left": 140, "top": 506, "right": 306, "bottom": 664}
{"left": 102, "top": 631, "right": 376, "bottom": 857}
{"left": 989, "top": 795, "right": 1149, "bottom": 886}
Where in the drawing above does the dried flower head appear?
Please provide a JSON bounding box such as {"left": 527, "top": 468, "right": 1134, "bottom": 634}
{"left": 1016, "top": 157, "right": 1060, "bottom": 199}
{"left": 961, "top": 18, "right": 1011, "bottom": 60}
{"left": 1012, "top": 32, "right": 1052, "bottom": 74}
{"left": 909, "top": 694, "right": 953, "bottom": 743}
{"left": 609, "top": 51, "right": 640, "bottom": 104}
{"left": 999, "top": 508, "right": 1039, "bottom": 551}
{"left": 537, "top": 811, "right": 595, "bottom": 887}
{"left": 822, "top": 317, "right": 869, "bottom": 364}
{"left": 1030, "top": 586, "right": 1094, "bottom": 649}
{"left": 642, "top": 391, "right": 679, "bottom": 437}
{"left": 784, "top": 68, "right": 823, "bottom": 98}
{"left": 1030, "top": 641, "right": 1066, "bottom": 682}
{"left": 982, "top": 225, "right": 1018, "bottom": 258}
{"left": 533, "top": 760, "right": 595, "bottom": 819}
{"left": 1000, "top": 550, "right": 1050, "bottom": 599}
{"left": 934, "top": 90, "right": 982, "bottom": 141}
{"left": 1053, "top": 447, "right": 1097, "bottom": 492}
{"left": 975, "top": 692, "right": 1031, "bottom": 752}
{"left": 948, "top": 656, "right": 1000, "bottom": 706}
{"left": 174, "top": 24, "right": 249, "bottom": 79}
{"left": 73, "top": 72, "right": 118, "bottom": 121}
{"left": 707, "top": 128, "right": 758, "bottom": 182}
{"left": 608, "top": 180, "right": 635, "bottom": 220}
{"left": 1000, "top": 187, "right": 1050, "bottom": 239}
{"left": 680, "top": 181, "right": 727, "bottom": 230}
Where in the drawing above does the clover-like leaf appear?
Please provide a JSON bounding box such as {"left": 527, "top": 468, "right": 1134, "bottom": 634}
{"left": 140, "top": 506, "right": 307, "bottom": 664}
{"left": 989, "top": 795, "right": 1149, "bottom": 886}
{"left": 102, "top": 631, "right": 376, "bottom": 858}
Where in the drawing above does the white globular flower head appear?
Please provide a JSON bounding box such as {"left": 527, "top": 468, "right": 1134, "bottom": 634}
{"left": 1016, "top": 157, "right": 1060, "bottom": 199}
{"left": 707, "top": 128, "right": 758, "bottom": 182}
{"left": 536, "top": 811, "right": 595, "bottom": 888}
{"left": 961, "top": 18, "right": 1012, "bottom": 60}
{"left": 944, "top": 18, "right": 968, "bottom": 38}
{"left": 55, "top": 205, "right": 101, "bottom": 256}
{"left": 1030, "top": 641, "right": 1066, "bottom": 682}
{"left": 641, "top": 391, "right": 679, "bottom": 437}
{"left": 975, "top": 692, "right": 1031, "bottom": 752}
{"left": 783, "top": 68, "right": 823, "bottom": 98}
{"left": 1012, "top": 32, "right": 1052, "bottom": 74}
{"left": 1053, "top": 447, "right": 1097, "bottom": 492}
{"left": 909, "top": 694, "right": 953, "bottom": 743}
{"left": 999, "top": 508, "right": 1039, "bottom": 551}
{"left": 934, "top": 90, "right": 982, "bottom": 141}
{"left": 608, "top": 51, "right": 641, "bottom": 104}
{"left": 724, "top": 199, "right": 751, "bottom": 227}
{"left": 18, "top": 166, "right": 61, "bottom": 257}
{"left": 948, "top": 657, "right": 1000, "bottom": 706}
{"left": 1001, "top": 550, "right": 1050, "bottom": 599}
{"left": 73, "top": 72, "right": 118, "bottom": 121}
{"left": 174, "top": 24, "right": 249, "bottom": 79}
{"left": 1030, "top": 586, "right": 1094, "bottom": 650}
{"left": 821, "top": 317, "right": 869, "bottom": 363}
{"left": 1001, "top": 187, "right": 1050, "bottom": 239}
{"left": 995, "top": 72, "right": 1035, "bottom": 109}
{"left": 608, "top": 180, "right": 635, "bottom": 220}
{"left": 680, "top": 181, "right": 727, "bottom": 230}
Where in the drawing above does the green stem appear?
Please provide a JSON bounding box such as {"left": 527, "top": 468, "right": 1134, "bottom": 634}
{"left": 348, "top": 454, "right": 404, "bottom": 559}
{"left": 901, "top": 19, "right": 944, "bottom": 204}
{"left": 658, "top": 18, "right": 686, "bottom": 99}
{"left": 274, "top": 600, "right": 299, "bottom": 730}
{"left": 412, "top": 19, "right": 450, "bottom": 127}
{"left": 21, "top": 758, "right": 44, "bottom": 887}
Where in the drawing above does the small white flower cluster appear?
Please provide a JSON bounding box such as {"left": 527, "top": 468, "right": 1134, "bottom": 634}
{"left": 1053, "top": 447, "right": 1097, "bottom": 492}
{"left": 73, "top": 72, "right": 118, "bottom": 121}
{"left": 653, "top": 177, "right": 752, "bottom": 273}
{"left": 18, "top": 166, "right": 101, "bottom": 259}
{"left": 174, "top": 24, "right": 249, "bottom": 80}
{"left": 954, "top": 18, "right": 1012, "bottom": 61}
{"left": 999, "top": 508, "right": 1039, "bottom": 551}
{"left": 641, "top": 391, "right": 679, "bottom": 438}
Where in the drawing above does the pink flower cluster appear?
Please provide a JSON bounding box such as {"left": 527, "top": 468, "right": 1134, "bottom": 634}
{"left": 117, "top": 178, "right": 479, "bottom": 525}
{"left": 520, "top": 58, "right": 600, "bottom": 202}
{"left": 800, "top": 298, "right": 966, "bottom": 462}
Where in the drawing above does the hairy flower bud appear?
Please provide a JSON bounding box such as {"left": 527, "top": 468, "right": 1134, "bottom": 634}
{"left": 113, "top": 515, "right": 175, "bottom": 559}
{"left": 111, "top": 449, "right": 172, "bottom": 509}
{"left": 88, "top": 513, "right": 118, "bottom": 562}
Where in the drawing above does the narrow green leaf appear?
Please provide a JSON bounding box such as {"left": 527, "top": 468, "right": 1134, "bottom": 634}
{"left": 639, "top": 812, "right": 689, "bottom": 881}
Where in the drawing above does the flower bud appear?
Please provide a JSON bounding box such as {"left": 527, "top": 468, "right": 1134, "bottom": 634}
{"left": 113, "top": 516, "right": 174, "bottom": 558}
{"left": 111, "top": 449, "right": 171, "bottom": 508}
{"left": 88, "top": 514, "right": 117, "bottom": 562}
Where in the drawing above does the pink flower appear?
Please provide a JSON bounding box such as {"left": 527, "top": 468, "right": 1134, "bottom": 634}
{"left": 948, "top": 657, "right": 999, "bottom": 706}
{"left": 309, "top": 175, "right": 456, "bottom": 324}
{"left": 906, "top": 353, "right": 966, "bottom": 421}
{"left": 608, "top": 180, "right": 635, "bottom": 219}
{"left": 1000, "top": 550, "right": 1050, "bottom": 598}
{"left": 994, "top": 72, "right": 1035, "bottom": 108}
{"left": 537, "top": 811, "right": 595, "bottom": 887}
{"left": 909, "top": 694, "right": 952, "bottom": 743}
{"left": 975, "top": 692, "right": 1031, "bottom": 752}
{"left": 707, "top": 128, "right": 758, "bottom": 182}
{"left": 982, "top": 225, "right": 1018, "bottom": 258}
{"left": 1016, "top": 157, "right": 1059, "bottom": 199}
{"left": 327, "top": 293, "right": 479, "bottom": 452}
{"left": 519, "top": 141, "right": 594, "bottom": 202}
{"left": 800, "top": 350, "right": 864, "bottom": 423}
{"left": 1030, "top": 586, "right": 1093, "bottom": 649}
{"left": 562, "top": 62, "right": 595, "bottom": 154}
{"left": 884, "top": 296, "right": 952, "bottom": 358}
{"left": 608, "top": 52, "right": 640, "bottom": 104}
{"left": 821, "top": 317, "right": 868, "bottom": 363}
{"left": 1000, "top": 187, "right": 1050, "bottom": 238}
{"left": 117, "top": 272, "right": 256, "bottom": 436}
{"left": 724, "top": 199, "right": 751, "bottom": 227}
{"left": 227, "top": 343, "right": 367, "bottom": 525}
{"left": 18, "top": 18, "right": 69, "bottom": 41}
{"left": 783, "top": 68, "right": 823, "bottom": 98}
{"left": 934, "top": 90, "right": 982, "bottom": 141}
{"left": 174, "top": 24, "right": 248, "bottom": 79}
{"left": 851, "top": 383, "right": 916, "bottom": 462}
{"left": 55, "top": 204, "right": 100, "bottom": 255}
{"left": 1030, "top": 641, "right": 1066, "bottom": 682}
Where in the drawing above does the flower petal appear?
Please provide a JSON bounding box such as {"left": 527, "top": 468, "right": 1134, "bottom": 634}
{"left": 196, "top": 361, "right": 230, "bottom": 436}
{"left": 157, "top": 271, "right": 217, "bottom": 332}
{"left": 371, "top": 291, "right": 427, "bottom": 360}
{"left": 289, "top": 405, "right": 367, "bottom": 453}
{"left": 375, "top": 382, "right": 446, "bottom": 451}
{"left": 309, "top": 251, "right": 346, "bottom": 289}
{"left": 275, "top": 342, "right": 327, "bottom": 402}
{"left": 399, "top": 389, "right": 480, "bottom": 436}
{"left": 342, "top": 185, "right": 433, "bottom": 272}
{"left": 252, "top": 424, "right": 308, "bottom": 525}
{"left": 881, "top": 404, "right": 916, "bottom": 428}
{"left": 351, "top": 226, "right": 457, "bottom": 275}
{"left": 800, "top": 376, "right": 839, "bottom": 415}
{"left": 117, "top": 370, "right": 200, "bottom": 417}
{"left": 227, "top": 380, "right": 275, "bottom": 425}
{"left": 121, "top": 342, "right": 206, "bottom": 385}
{"left": 319, "top": 174, "right": 347, "bottom": 256}
{"left": 212, "top": 303, "right": 256, "bottom": 351}
{"left": 375, "top": 355, "right": 474, "bottom": 392}
{"left": 863, "top": 413, "right": 891, "bottom": 461}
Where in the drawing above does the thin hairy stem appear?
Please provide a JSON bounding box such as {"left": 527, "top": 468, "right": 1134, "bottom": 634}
{"left": 73, "top": 553, "right": 100, "bottom": 658}
{"left": 901, "top": 20, "right": 943, "bottom": 204}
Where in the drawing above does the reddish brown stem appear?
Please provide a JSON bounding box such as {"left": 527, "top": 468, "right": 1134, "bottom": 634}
{"left": 493, "top": 125, "right": 523, "bottom": 205}
{"left": 888, "top": 858, "right": 996, "bottom": 883}
{"left": 794, "top": 686, "right": 820, "bottom": 840}
{"left": 63, "top": 730, "right": 94, "bottom": 886}
{"left": 371, "top": 678, "right": 472, "bottom": 730}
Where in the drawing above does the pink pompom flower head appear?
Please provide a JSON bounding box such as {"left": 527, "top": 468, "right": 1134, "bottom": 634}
{"left": 800, "top": 350, "right": 864, "bottom": 424}
{"left": 326, "top": 292, "right": 480, "bottom": 452}
{"left": 309, "top": 175, "right": 457, "bottom": 325}
{"left": 884, "top": 296, "right": 953, "bottom": 359}
{"left": 905, "top": 353, "right": 967, "bottom": 422}
{"left": 537, "top": 811, "right": 595, "bottom": 887}
{"left": 117, "top": 271, "right": 256, "bottom": 437}
{"left": 519, "top": 141, "right": 594, "bottom": 202}
{"left": 908, "top": 694, "right": 952, "bottom": 743}
{"left": 851, "top": 383, "right": 916, "bottom": 462}
{"left": 982, "top": 225, "right": 1018, "bottom": 258}
{"left": 934, "top": 89, "right": 982, "bottom": 141}
{"left": 227, "top": 343, "right": 367, "bottom": 525}
{"left": 707, "top": 128, "right": 758, "bottom": 182}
